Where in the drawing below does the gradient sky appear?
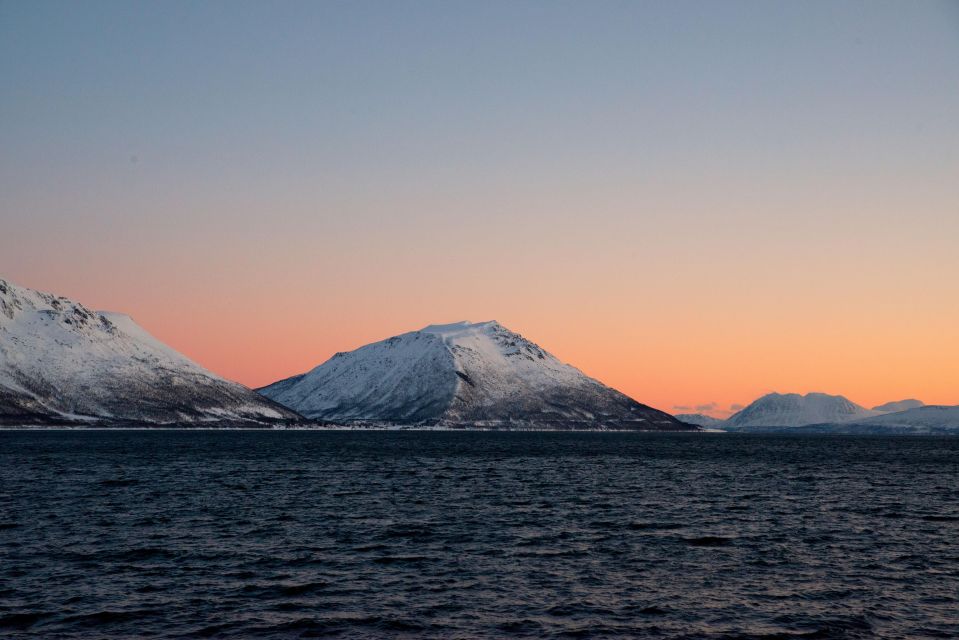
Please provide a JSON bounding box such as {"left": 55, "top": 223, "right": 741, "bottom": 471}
{"left": 2, "top": 0, "right": 958, "bottom": 416}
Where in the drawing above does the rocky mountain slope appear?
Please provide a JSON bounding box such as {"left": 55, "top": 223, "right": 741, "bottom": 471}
{"left": 0, "top": 278, "right": 300, "bottom": 425}
{"left": 259, "top": 321, "right": 693, "bottom": 430}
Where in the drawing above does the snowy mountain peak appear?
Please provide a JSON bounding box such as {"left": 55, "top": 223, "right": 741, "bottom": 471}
{"left": 725, "top": 391, "right": 878, "bottom": 428}
{"left": 0, "top": 278, "right": 299, "bottom": 425}
{"left": 260, "top": 321, "right": 693, "bottom": 430}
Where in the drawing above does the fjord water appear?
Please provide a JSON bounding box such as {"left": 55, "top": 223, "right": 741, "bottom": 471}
{"left": 1, "top": 432, "right": 957, "bottom": 639}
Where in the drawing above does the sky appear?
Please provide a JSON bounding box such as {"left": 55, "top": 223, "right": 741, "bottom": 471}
{"left": 2, "top": 0, "right": 958, "bottom": 416}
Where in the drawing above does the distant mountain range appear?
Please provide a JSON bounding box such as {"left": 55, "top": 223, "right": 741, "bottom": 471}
{"left": 839, "top": 405, "right": 959, "bottom": 434}
{"left": 259, "top": 321, "right": 693, "bottom": 431}
{"left": 679, "top": 392, "right": 959, "bottom": 434}
{"left": 719, "top": 405, "right": 959, "bottom": 435}
{"left": 0, "top": 279, "right": 299, "bottom": 426}
{"left": 674, "top": 413, "right": 726, "bottom": 428}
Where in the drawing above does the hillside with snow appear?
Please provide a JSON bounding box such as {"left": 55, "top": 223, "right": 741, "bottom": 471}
{"left": 723, "top": 392, "right": 877, "bottom": 429}
{"left": 0, "top": 278, "right": 300, "bottom": 425}
{"left": 259, "top": 321, "right": 693, "bottom": 430}
{"left": 872, "top": 399, "right": 925, "bottom": 413}
{"left": 837, "top": 405, "right": 959, "bottom": 434}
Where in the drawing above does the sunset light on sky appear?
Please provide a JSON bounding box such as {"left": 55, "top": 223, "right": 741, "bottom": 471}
{"left": 3, "top": 1, "right": 958, "bottom": 416}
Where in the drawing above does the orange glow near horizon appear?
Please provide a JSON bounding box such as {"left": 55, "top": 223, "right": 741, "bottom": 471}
{"left": 8, "top": 223, "right": 958, "bottom": 418}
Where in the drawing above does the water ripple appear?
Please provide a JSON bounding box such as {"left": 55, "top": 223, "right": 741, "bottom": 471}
{"left": 0, "top": 431, "right": 957, "bottom": 638}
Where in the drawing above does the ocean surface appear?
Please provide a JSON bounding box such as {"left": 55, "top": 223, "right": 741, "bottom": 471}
{"left": 1, "top": 431, "right": 957, "bottom": 639}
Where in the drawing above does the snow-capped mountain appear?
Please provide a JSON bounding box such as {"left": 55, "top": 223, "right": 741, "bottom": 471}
{"left": 724, "top": 392, "right": 877, "bottom": 428}
{"left": 0, "top": 278, "right": 300, "bottom": 425}
{"left": 675, "top": 413, "right": 726, "bottom": 428}
{"left": 259, "top": 321, "right": 693, "bottom": 430}
{"left": 872, "top": 399, "right": 924, "bottom": 413}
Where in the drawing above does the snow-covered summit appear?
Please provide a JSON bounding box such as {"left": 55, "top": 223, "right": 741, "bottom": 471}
{"left": 259, "top": 320, "right": 693, "bottom": 430}
{"left": 0, "top": 278, "right": 299, "bottom": 425}
{"left": 724, "top": 392, "right": 877, "bottom": 428}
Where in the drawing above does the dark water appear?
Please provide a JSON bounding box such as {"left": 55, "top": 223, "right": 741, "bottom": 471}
{"left": 1, "top": 432, "right": 957, "bottom": 639}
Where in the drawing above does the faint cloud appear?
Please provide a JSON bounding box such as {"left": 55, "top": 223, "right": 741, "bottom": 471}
{"left": 695, "top": 402, "right": 717, "bottom": 412}
{"left": 730, "top": 403, "right": 744, "bottom": 411}
{"left": 672, "top": 405, "right": 691, "bottom": 411}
